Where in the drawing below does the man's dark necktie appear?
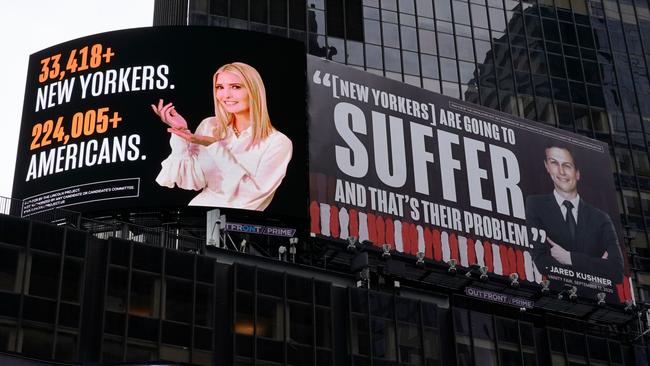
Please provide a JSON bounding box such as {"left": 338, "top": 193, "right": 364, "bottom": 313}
{"left": 562, "top": 200, "right": 576, "bottom": 241}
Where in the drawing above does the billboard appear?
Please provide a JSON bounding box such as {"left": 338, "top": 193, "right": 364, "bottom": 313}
{"left": 308, "top": 56, "right": 632, "bottom": 305}
{"left": 13, "top": 27, "right": 307, "bottom": 218}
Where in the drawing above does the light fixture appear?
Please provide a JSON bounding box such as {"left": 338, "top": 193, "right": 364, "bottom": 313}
{"left": 596, "top": 292, "right": 606, "bottom": 306}
{"left": 558, "top": 284, "right": 577, "bottom": 300}
{"left": 509, "top": 273, "right": 519, "bottom": 287}
{"left": 416, "top": 251, "right": 425, "bottom": 266}
{"left": 347, "top": 236, "right": 358, "bottom": 251}
{"left": 447, "top": 259, "right": 457, "bottom": 274}
{"left": 624, "top": 299, "right": 636, "bottom": 313}
{"left": 239, "top": 239, "right": 247, "bottom": 253}
{"left": 540, "top": 279, "right": 550, "bottom": 293}
{"left": 568, "top": 285, "right": 578, "bottom": 300}
{"left": 382, "top": 244, "right": 391, "bottom": 259}
{"left": 289, "top": 243, "right": 297, "bottom": 263}
{"left": 289, "top": 237, "right": 298, "bottom": 263}
{"left": 278, "top": 245, "right": 287, "bottom": 261}
{"left": 358, "top": 267, "right": 370, "bottom": 288}
{"left": 478, "top": 265, "right": 488, "bottom": 281}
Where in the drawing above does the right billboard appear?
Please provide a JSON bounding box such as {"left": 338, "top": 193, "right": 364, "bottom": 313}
{"left": 308, "top": 56, "right": 633, "bottom": 305}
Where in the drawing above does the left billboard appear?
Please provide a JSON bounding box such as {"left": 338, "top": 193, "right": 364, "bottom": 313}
{"left": 13, "top": 27, "right": 307, "bottom": 218}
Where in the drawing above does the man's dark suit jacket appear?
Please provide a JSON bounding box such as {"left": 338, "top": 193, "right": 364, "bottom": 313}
{"left": 525, "top": 194, "right": 624, "bottom": 283}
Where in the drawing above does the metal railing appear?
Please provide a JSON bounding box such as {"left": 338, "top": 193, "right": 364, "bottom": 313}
{"left": 0, "top": 195, "right": 205, "bottom": 253}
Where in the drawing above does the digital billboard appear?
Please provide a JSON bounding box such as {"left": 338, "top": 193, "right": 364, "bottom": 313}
{"left": 13, "top": 27, "right": 307, "bottom": 218}
{"left": 308, "top": 56, "right": 633, "bottom": 305}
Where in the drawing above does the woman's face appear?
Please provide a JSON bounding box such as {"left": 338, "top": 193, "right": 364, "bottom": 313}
{"left": 215, "top": 71, "right": 250, "bottom": 115}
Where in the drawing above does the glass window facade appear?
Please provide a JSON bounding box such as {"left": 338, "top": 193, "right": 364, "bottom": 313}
{"left": 165, "top": 0, "right": 650, "bottom": 305}
{"left": 1, "top": 213, "right": 649, "bottom": 364}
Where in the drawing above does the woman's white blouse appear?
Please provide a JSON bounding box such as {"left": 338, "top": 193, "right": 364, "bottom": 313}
{"left": 156, "top": 117, "right": 292, "bottom": 211}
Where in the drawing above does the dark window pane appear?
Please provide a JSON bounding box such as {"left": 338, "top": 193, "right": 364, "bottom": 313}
{"left": 132, "top": 245, "right": 161, "bottom": 273}
{"left": 195, "top": 327, "right": 213, "bottom": 350}
{"left": 270, "top": 0, "right": 288, "bottom": 26}
{"left": 351, "top": 316, "right": 369, "bottom": 355}
{"left": 29, "top": 254, "right": 59, "bottom": 298}
{"left": 0, "top": 248, "right": 18, "bottom": 292}
{"left": 470, "top": 311, "right": 494, "bottom": 340}
{"left": 61, "top": 259, "right": 82, "bottom": 303}
{"left": 107, "top": 268, "right": 128, "bottom": 312}
{"left": 346, "top": 0, "right": 364, "bottom": 41}
{"left": 548, "top": 329, "right": 565, "bottom": 352}
{"left": 396, "top": 297, "right": 419, "bottom": 323}
{"left": 315, "top": 281, "right": 331, "bottom": 306}
{"left": 23, "top": 296, "right": 56, "bottom": 323}
{"left": 290, "top": 0, "right": 307, "bottom": 30}
{"left": 288, "top": 275, "right": 312, "bottom": 302}
{"left": 236, "top": 334, "right": 253, "bottom": 357}
{"left": 327, "top": 0, "right": 344, "bottom": 38}
{"left": 21, "top": 327, "right": 52, "bottom": 359}
{"left": 519, "top": 322, "right": 534, "bottom": 347}
{"left": 350, "top": 287, "right": 368, "bottom": 313}
{"left": 210, "top": 0, "right": 227, "bottom": 16}
{"left": 258, "top": 337, "right": 284, "bottom": 362}
{"left": 251, "top": 0, "right": 267, "bottom": 23}
{"left": 371, "top": 318, "right": 396, "bottom": 360}
{"left": 258, "top": 296, "right": 284, "bottom": 339}
{"left": 0, "top": 292, "right": 19, "bottom": 317}
{"left": 370, "top": 292, "right": 393, "bottom": 318}
{"left": 59, "top": 302, "right": 80, "bottom": 328}
{"left": 0, "top": 216, "right": 29, "bottom": 246}
{"left": 55, "top": 332, "right": 76, "bottom": 362}
{"left": 102, "top": 339, "right": 123, "bottom": 362}
{"left": 398, "top": 323, "right": 422, "bottom": 364}
{"left": 565, "top": 331, "right": 586, "bottom": 357}
{"left": 316, "top": 308, "right": 331, "bottom": 347}
{"left": 231, "top": 0, "right": 248, "bottom": 20}
{"left": 110, "top": 239, "right": 130, "bottom": 266}
{"left": 162, "top": 321, "right": 191, "bottom": 347}
{"left": 195, "top": 285, "right": 213, "bottom": 326}
{"left": 258, "top": 269, "right": 283, "bottom": 297}
{"left": 235, "top": 264, "right": 253, "bottom": 291}
{"left": 104, "top": 311, "right": 125, "bottom": 335}
{"left": 30, "top": 222, "right": 64, "bottom": 253}
{"left": 129, "top": 272, "right": 160, "bottom": 317}
{"left": 424, "top": 328, "right": 440, "bottom": 363}
{"left": 288, "top": 343, "right": 314, "bottom": 365}
{"left": 289, "top": 302, "right": 313, "bottom": 344}
{"left": 126, "top": 342, "right": 157, "bottom": 362}
{"left": 128, "top": 315, "right": 159, "bottom": 342}
{"left": 0, "top": 324, "right": 16, "bottom": 352}
{"left": 496, "top": 318, "right": 518, "bottom": 343}
{"left": 235, "top": 292, "right": 254, "bottom": 335}
{"left": 165, "top": 250, "right": 193, "bottom": 280}
{"left": 587, "top": 336, "right": 608, "bottom": 361}
{"left": 65, "top": 229, "right": 86, "bottom": 258}
{"left": 165, "top": 279, "right": 192, "bottom": 323}
{"left": 499, "top": 348, "right": 520, "bottom": 366}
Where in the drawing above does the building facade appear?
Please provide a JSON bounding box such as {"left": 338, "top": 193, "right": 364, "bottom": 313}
{"left": 2, "top": 0, "right": 650, "bottom": 365}
{"left": 154, "top": 0, "right": 650, "bottom": 300}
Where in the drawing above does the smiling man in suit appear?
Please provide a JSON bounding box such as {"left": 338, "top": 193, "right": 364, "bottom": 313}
{"left": 526, "top": 145, "right": 624, "bottom": 284}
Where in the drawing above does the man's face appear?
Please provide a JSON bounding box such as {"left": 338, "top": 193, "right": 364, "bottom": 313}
{"left": 544, "top": 147, "right": 580, "bottom": 195}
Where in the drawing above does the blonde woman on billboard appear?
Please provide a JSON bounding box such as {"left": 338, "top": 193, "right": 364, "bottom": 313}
{"left": 151, "top": 62, "right": 292, "bottom": 211}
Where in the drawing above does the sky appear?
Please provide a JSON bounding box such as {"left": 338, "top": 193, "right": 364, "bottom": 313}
{"left": 0, "top": 0, "right": 155, "bottom": 198}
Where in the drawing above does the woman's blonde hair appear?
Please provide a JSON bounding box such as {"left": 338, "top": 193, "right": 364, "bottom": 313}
{"left": 211, "top": 62, "right": 274, "bottom": 145}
